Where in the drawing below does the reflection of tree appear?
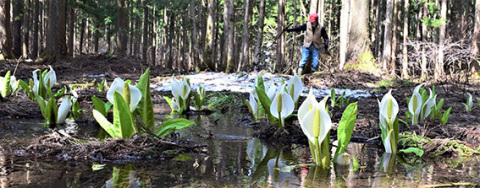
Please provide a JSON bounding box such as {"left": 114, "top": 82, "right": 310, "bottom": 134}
{"left": 0, "top": 151, "right": 7, "bottom": 187}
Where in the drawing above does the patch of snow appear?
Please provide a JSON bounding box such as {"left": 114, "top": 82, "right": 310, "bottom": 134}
{"left": 154, "top": 72, "right": 372, "bottom": 99}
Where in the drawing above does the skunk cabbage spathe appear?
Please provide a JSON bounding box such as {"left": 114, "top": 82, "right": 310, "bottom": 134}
{"left": 107, "top": 78, "right": 142, "bottom": 112}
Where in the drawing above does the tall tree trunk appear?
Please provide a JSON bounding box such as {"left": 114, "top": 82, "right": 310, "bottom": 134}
{"left": 436, "top": 0, "right": 446, "bottom": 80}
{"left": 347, "top": 0, "right": 370, "bottom": 62}
{"left": 253, "top": 0, "right": 265, "bottom": 66}
{"left": 23, "top": 0, "right": 30, "bottom": 58}
{"left": 32, "top": 0, "right": 39, "bottom": 58}
{"left": 68, "top": 4, "right": 74, "bottom": 57}
{"left": 204, "top": 0, "right": 216, "bottom": 70}
{"left": 375, "top": 0, "right": 383, "bottom": 58}
{"left": 318, "top": 0, "right": 324, "bottom": 24}
{"left": 190, "top": 0, "right": 200, "bottom": 70}
{"left": 12, "top": 0, "right": 23, "bottom": 58}
{"left": 45, "top": 0, "right": 58, "bottom": 58}
{"left": 338, "top": 0, "right": 349, "bottom": 70}
{"left": 310, "top": 0, "right": 318, "bottom": 15}
{"left": 116, "top": 0, "right": 127, "bottom": 56}
{"left": 1, "top": 0, "right": 14, "bottom": 58}
{"left": 421, "top": 2, "right": 428, "bottom": 80}
{"left": 402, "top": 0, "right": 409, "bottom": 78}
{"left": 143, "top": 2, "right": 149, "bottom": 62}
{"left": 134, "top": 0, "right": 141, "bottom": 58}
{"left": 382, "top": 0, "right": 393, "bottom": 71}
{"left": 94, "top": 22, "right": 99, "bottom": 53}
{"left": 128, "top": 1, "right": 133, "bottom": 56}
{"left": 473, "top": 0, "right": 480, "bottom": 57}
{"left": 152, "top": 6, "right": 157, "bottom": 66}
{"left": 291, "top": 0, "right": 298, "bottom": 70}
{"left": 79, "top": 17, "right": 85, "bottom": 54}
{"left": 390, "top": 0, "right": 399, "bottom": 76}
{"left": 276, "top": 0, "right": 285, "bottom": 73}
{"left": 58, "top": 0, "right": 67, "bottom": 56}
{"left": 166, "top": 13, "right": 174, "bottom": 69}
{"left": 238, "top": 0, "right": 250, "bottom": 71}
{"left": 224, "top": 0, "right": 234, "bottom": 73}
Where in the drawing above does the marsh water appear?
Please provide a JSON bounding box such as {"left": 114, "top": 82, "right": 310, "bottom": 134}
{"left": 1, "top": 101, "right": 480, "bottom": 187}
{"left": 0, "top": 72, "right": 479, "bottom": 187}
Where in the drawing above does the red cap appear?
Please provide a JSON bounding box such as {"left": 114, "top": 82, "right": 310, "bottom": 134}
{"left": 309, "top": 13, "right": 318, "bottom": 22}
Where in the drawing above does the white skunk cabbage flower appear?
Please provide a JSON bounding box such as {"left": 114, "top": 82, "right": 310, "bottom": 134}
{"left": 409, "top": 84, "right": 424, "bottom": 125}
{"left": 420, "top": 89, "right": 436, "bottom": 121}
{"left": 246, "top": 90, "right": 258, "bottom": 119}
{"left": 379, "top": 89, "right": 399, "bottom": 131}
{"left": 57, "top": 96, "right": 73, "bottom": 124}
{"left": 384, "top": 129, "right": 395, "bottom": 153}
{"left": 10, "top": 75, "right": 19, "bottom": 92}
{"left": 44, "top": 65, "right": 57, "bottom": 89}
{"left": 335, "top": 152, "right": 351, "bottom": 166}
{"left": 32, "top": 69, "right": 41, "bottom": 96}
{"left": 270, "top": 85, "right": 295, "bottom": 127}
{"left": 301, "top": 101, "right": 332, "bottom": 145}
{"left": 464, "top": 93, "right": 474, "bottom": 112}
{"left": 171, "top": 77, "right": 191, "bottom": 107}
{"left": 266, "top": 84, "right": 278, "bottom": 100}
{"left": 298, "top": 88, "right": 317, "bottom": 127}
{"left": 107, "top": 78, "right": 142, "bottom": 112}
{"left": 287, "top": 73, "right": 303, "bottom": 103}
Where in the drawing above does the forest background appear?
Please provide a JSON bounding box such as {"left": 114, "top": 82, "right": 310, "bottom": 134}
{"left": 1, "top": 0, "right": 480, "bottom": 81}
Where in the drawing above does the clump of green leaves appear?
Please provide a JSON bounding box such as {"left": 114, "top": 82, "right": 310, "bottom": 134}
{"left": 93, "top": 69, "right": 194, "bottom": 139}
{"left": 330, "top": 89, "right": 351, "bottom": 109}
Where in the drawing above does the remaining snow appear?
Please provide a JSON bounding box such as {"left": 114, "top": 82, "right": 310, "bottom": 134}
{"left": 154, "top": 72, "right": 372, "bottom": 98}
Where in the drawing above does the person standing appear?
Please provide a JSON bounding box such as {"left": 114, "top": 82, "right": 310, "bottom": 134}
{"left": 284, "top": 13, "right": 329, "bottom": 75}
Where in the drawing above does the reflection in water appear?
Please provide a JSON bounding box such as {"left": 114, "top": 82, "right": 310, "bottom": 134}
{"left": 106, "top": 166, "right": 140, "bottom": 188}
{"left": 1, "top": 109, "right": 480, "bottom": 187}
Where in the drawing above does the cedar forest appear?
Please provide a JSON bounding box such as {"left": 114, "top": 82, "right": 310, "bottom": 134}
{"left": 0, "top": 0, "right": 479, "bottom": 78}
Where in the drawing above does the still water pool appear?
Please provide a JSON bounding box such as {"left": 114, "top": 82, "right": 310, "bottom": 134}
{"left": 0, "top": 102, "right": 479, "bottom": 187}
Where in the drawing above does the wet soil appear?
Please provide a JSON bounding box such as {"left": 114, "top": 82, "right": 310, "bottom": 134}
{"left": 1, "top": 55, "right": 480, "bottom": 160}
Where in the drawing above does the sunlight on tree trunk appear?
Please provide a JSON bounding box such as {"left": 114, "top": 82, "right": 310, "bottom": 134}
{"left": 204, "top": 0, "right": 216, "bottom": 70}
{"left": 338, "top": 0, "right": 349, "bottom": 70}
{"left": 253, "top": 0, "right": 266, "bottom": 67}
{"left": 224, "top": 0, "right": 234, "bottom": 73}
{"left": 421, "top": 3, "right": 428, "bottom": 80}
{"left": 473, "top": 0, "right": 480, "bottom": 57}
{"left": 402, "top": 0, "right": 409, "bottom": 79}
{"left": 239, "top": 0, "right": 250, "bottom": 71}
{"left": 436, "top": 0, "right": 446, "bottom": 81}
{"left": 382, "top": 0, "right": 393, "bottom": 71}
{"left": 276, "top": 0, "right": 285, "bottom": 73}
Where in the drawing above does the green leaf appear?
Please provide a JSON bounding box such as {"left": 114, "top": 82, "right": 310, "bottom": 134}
{"left": 193, "top": 92, "right": 202, "bottom": 110}
{"left": 441, "top": 107, "right": 452, "bottom": 125}
{"left": 255, "top": 86, "right": 276, "bottom": 122}
{"left": 350, "top": 156, "right": 360, "bottom": 172}
{"left": 53, "top": 87, "right": 66, "bottom": 99}
{"left": 19, "top": 80, "right": 31, "bottom": 95}
{"left": 333, "top": 102, "right": 357, "bottom": 163}
{"left": 330, "top": 89, "right": 336, "bottom": 107}
{"left": 256, "top": 75, "right": 266, "bottom": 90}
{"left": 92, "top": 109, "right": 116, "bottom": 138}
{"left": 136, "top": 68, "right": 155, "bottom": 132}
{"left": 1, "top": 71, "right": 11, "bottom": 97}
{"left": 37, "top": 96, "right": 48, "bottom": 122}
{"left": 156, "top": 118, "right": 195, "bottom": 137}
{"left": 92, "top": 96, "right": 107, "bottom": 116}
{"left": 113, "top": 91, "right": 136, "bottom": 139}
{"left": 163, "top": 96, "right": 176, "bottom": 113}
{"left": 72, "top": 100, "right": 80, "bottom": 119}
{"left": 399, "top": 147, "right": 424, "bottom": 157}
{"left": 47, "top": 97, "right": 58, "bottom": 127}
{"left": 398, "top": 118, "right": 408, "bottom": 126}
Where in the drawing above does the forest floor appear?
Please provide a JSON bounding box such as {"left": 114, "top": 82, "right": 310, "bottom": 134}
{"left": 1, "top": 54, "right": 480, "bottom": 160}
